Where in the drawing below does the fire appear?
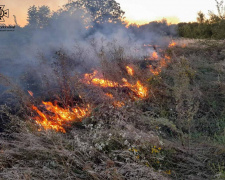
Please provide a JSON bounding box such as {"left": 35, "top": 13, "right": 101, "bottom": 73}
{"left": 105, "top": 93, "right": 114, "bottom": 98}
{"left": 169, "top": 41, "right": 176, "bottom": 47}
{"left": 105, "top": 93, "right": 125, "bottom": 107}
{"left": 165, "top": 55, "right": 171, "bottom": 61}
{"left": 126, "top": 66, "right": 134, "bottom": 76}
{"left": 122, "top": 78, "right": 148, "bottom": 98}
{"left": 152, "top": 51, "right": 159, "bottom": 59}
{"left": 148, "top": 54, "right": 171, "bottom": 75}
{"left": 28, "top": 38, "right": 177, "bottom": 134}
{"left": 113, "top": 101, "right": 125, "bottom": 108}
{"left": 31, "top": 67, "right": 149, "bottom": 133}
{"left": 144, "top": 41, "right": 173, "bottom": 75}
{"left": 134, "top": 81, "right": 148, "bottom": 98}
{"left": 149, "top": 65, "right": 160, "bottom": 75}
{"left": 32, "top": 101, "right": 89, "bottom": 133}
{"left": 84, "top": 70, "right": 119, "bottom": 88}
{"left": 84, "top": 70, "right": 148, "bottom": 99}
{"left": 91, "top": 78, "right": 119, "bottom": 88}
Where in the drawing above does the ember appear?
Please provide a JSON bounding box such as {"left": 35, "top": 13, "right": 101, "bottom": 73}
{"left": 28, "top": 91, "right": 34, "bottom": 97}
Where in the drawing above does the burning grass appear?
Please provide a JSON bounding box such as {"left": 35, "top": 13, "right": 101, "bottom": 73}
{"left": 31, "top": 102, "right": 90, "bottom": 133}
{"left": 1, "top": 39, "right": 225, "bottom": 179}
{"left": 30, "top": 44, "right": 174, "bottom": 133}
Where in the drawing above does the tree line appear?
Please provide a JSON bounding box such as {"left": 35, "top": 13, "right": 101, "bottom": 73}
{"left": 178, "top": 0, "right": 225, "bottom": 39}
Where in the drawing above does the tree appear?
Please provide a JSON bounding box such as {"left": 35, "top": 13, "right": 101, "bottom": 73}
{"left": 27, "top": 6, "right": 38, "bottom": 28}
{"left": 38, "top": 6, "right": 51, "bottom": 28}
{"left": 215, "top": 0, "right": 225, "bottom": 19}
{"left": 62, "top": 0, "right": 125, "bottom": 24}
{"left": 27, "top": 5, "right": 51, "bottom": 29}
{"left": 208, "top": 0, "right": 225, "bottom": 23}
{"left": 197, "top": 11, "right": 205, "bottom": 23}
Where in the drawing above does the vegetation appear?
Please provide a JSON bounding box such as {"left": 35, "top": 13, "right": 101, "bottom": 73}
{"left": 178, "top": 0, "right": 225, "bottom": 39}
{"left": 0, "top": 1, "right": 225, "bottom": 180}
{"left": 1, "top": 38, "right": 225, "bottom": 179}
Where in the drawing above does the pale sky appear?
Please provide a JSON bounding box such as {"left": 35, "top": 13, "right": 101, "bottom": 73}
{"left": 0, "top": 0, "right": 218, "bottom": 26}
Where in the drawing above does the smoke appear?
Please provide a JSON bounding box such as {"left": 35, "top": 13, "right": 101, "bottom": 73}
{"left": 0, "top": 2, "right": 177, "bottom": 100}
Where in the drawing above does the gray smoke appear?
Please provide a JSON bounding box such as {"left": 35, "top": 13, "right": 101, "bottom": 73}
{"left": 0, "top": 2, "right": 177, "bottom": 98}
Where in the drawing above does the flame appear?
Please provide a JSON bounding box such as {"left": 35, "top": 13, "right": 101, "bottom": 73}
{"left": 148, "top": 54, "right": 171, "bottom": 75}
{"left": 105, "top": 93, "right": 125, "bottom": 107}
{"left": 29, "top": 39, "right": 176, "bottom": 134}
{"left": 122, "top": 78, "right": 148, "bottom": 98}
{"left": 32, "top": 102, "right": 89, "bottom": 133}
{"left": 113, "top": 101, "right": 125, "bottom": 108}
{"left": 126, "top": 66, "right": 134, "bottom": 76}
{"left": 146, "top": 41, "right": 173, "bottom": 75}
{"left": 31, "top": 63, "right": 152, "bottom": 133}
{"left": 148, "top": 65, "right": 160, "bottom": 75}
{"left": 84, "top": 70, "right": 119, "bottom": 88}
{"left": 165, "top": 55, "right": 171, "bottom": 61}
{"left": 28, "top": 91, "right": 33, "bottom": 97}
{"left": 91, "top": 78, "right": 119, "bottom": 88}
{"left": 105, "top": 93, "right": 114, "bottom": 98}
{"left": 169, "top": 41, "right": 176, "bottom": 47}
{"left": 134, "top": 81, "right": 148, "bottom": 98}
{"left": 152, "top": 52, "right": 159, "bottom": 59}
{"left": 84, "top": 68, "right": 148, "bottom": 99}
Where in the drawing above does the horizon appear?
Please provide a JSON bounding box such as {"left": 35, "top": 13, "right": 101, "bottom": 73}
{"left": 0, "top": 0, "right": 219, "bottom": 26}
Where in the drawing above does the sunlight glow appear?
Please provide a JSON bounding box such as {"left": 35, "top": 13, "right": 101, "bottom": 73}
{"left": 1, "top": 0, "right": 219, "bottom": 26}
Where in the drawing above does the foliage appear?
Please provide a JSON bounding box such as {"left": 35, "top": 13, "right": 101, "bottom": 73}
{"left": 27, "top": 5, "right": 51, "bottom": 29}
{"left": 178, "top": 1, "right": 225, "bottom": 39}
{"left": 63, "top": 0, "right": 125, "bottom": 24}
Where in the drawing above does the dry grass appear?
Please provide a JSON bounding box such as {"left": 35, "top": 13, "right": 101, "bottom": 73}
{"left": 0, "top": 39, "right": 225, "bottom": 179}
{"left": 0, "top": 105, "right": 170, "bottom": 180}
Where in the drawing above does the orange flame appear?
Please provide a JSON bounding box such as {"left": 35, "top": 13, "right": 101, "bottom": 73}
{"left": 105, "top": 93, "right": 114, "bottom": 98}
{"left": 105, "top": 93, "right": 125, "bottom": 107}
{"left": 113, "top": 101, "right": 125, "bottom": 108}
{"left": 31, "top": 62, "right": 153, "bottom": 133}
{"left": 147, "top": 41, "right": 173, "bottom": 75}
{"left": 84, "top": 70, "right": 148, "bottom": 99}
{"left": 91, "top": 78, "right": 119, "bottom": 87}
{"left": 169, "top": 41, "right": 176, "bottom": 47}
{"left": 148, "top": 65, "right": 160, "bottom": 75}
{"left": 165, "top": 55, "right": 171, "bottom": 61}
{"left": 84, "top": 70, "right": 119, "bottom": 88}
{"left": 152, "top": 51, "right": 159, "bottom": 59}
{"left": 148, "top": 54, "right": 171, "bottom": 75}
{"left": 122, "top": 78, "right": 148, "bottom": 98}
{"left": 126, "top": 66, "right": 134, "bottom": 76}
{"left": 32, "top": 102, "right": 89, "bottom": 133}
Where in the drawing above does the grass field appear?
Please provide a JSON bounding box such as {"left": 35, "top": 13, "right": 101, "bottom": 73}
{"left": 0, "top": 39, "right": 225, "bottom": 180}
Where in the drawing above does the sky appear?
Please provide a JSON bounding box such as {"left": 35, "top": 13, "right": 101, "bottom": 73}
{"left": 0, "top": 0, "right": 219, "bottom": 26}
